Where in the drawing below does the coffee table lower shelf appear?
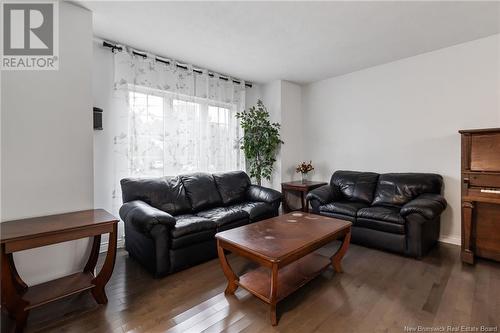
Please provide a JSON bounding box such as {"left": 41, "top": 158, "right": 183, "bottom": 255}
{"left": 237, "top": 252, "right": 331, "bottom": 303}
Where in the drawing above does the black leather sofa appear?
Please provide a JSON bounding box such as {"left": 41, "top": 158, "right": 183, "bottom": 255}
{"left": 119, "top": 171, "right": 281, "bottom": 277}
{"left": 307, "top": 171, "right": 447, "bottom": 257}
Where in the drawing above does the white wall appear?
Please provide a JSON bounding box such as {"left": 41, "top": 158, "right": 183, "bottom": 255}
{"left": 261, "top": 81, "right": 282, "bottom": 190}
{"left": 245, "top": 84, "right": 262, "bottom": 111}
{"left": 1, "top": 2, "right": 94, "bottom": 285}
{"left": 93, "top": 42, "right": 125, "bottom": 248}
{"left": 257, "top": 80, "right": 304, "bottom": 190}
{"left": 93, "top": 44, "right": 114, "bottom": 220}
{"left": 281, "top": 81, "right": 303, "bottom": 182}
{"left": 302, "top": 34, "right": 500, "bottom": 244}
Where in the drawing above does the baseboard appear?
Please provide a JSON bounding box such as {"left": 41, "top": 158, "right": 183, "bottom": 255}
{"left": 438, "top": 235, "right": 461, "bottom": 246}
{"left": 99, "top": 238, "right": 125, "bottom": 253}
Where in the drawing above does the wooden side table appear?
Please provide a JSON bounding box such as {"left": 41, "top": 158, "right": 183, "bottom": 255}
{"left": 281, "top": 180, "right": 328, "bottom": 213}
{"left": 0, "top": 209, "right": 118, "bottom": 332}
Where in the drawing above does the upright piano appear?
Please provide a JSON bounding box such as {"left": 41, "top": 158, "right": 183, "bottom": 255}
{"left": 459, "top": 128, "right": 500, "bottom": 264}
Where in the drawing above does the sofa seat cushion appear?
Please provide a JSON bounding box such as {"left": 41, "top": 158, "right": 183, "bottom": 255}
{"left": 357, "top": 206, "right": 405, "bottom": 224}
{"left": 355, "top": 218, "right": 405, "bottom": 234}
{"left": 170, "top": 229, "right": 216, "bottom": 249}
{"left": 356, "top": 206, "right": 405, "bottom": 234}
{"left": 318, "top": 211, "right": 356, "bottom": 222}
{"left": 319, "top": 200, "right": 369, "bottom": 217}
{"left": 217, "top": 219, "right": 250, "bottom": 232}
{"left": 229, "top": 202, "right": 275, "bottom": 221}
{"left": 196, "top": 207, "right": 249, "bottom": 227}
{"left": 171, "top": 215, "right": 216, "bottom": 238}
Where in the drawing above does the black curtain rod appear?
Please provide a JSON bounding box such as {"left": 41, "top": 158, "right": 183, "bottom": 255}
{"left": 103, "top": 41, "right": 123, "bottom": 53}
{"left": 104, "top": 41, "right": 252, "bottom": 88}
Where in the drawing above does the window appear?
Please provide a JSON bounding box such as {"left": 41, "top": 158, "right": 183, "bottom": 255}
{"left": 128, "top": 87, "right": 244, "bottom": 178}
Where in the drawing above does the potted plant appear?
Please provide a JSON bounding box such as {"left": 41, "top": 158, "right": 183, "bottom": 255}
{"left": 296, "top": 161, "right": 314, "bottom": 183}
{"left": 236, "top": 100, "right": 283, "bottom": 186}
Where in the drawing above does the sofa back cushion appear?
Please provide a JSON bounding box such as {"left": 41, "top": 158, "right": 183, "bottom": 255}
{"left": 213, "top": 171, "right": 251, "bottom": 205}
{"left": 180, "top": 172, "right": 223, "bottom": 211}
{"left": 372, "top": 173, "right": 443, "bottom": 207}
{"left": 330, "top": 171, "right": 380, "bottom": 204}
{"left": 120, "top": 176, "right": 191, "bottom": 215}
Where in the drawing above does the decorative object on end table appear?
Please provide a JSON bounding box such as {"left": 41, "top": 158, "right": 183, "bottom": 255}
{"left": 296, "top": 160, "right": 314, "bottom": 183}
{"left": 236, "top": 100, "right": 283, "bottom": 185}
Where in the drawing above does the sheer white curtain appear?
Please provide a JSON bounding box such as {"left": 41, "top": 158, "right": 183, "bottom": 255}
{"left": 108, "top": 51, "right": 246, "bottom": 216}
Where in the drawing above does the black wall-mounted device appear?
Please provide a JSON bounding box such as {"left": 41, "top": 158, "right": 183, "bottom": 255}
{"left": 93, "top": 107, "right": 103, "bottom": 130}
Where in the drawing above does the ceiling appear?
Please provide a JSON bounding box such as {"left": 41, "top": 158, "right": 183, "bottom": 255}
{"left": 79, "top": 1, "right": 500, "bottom": 84}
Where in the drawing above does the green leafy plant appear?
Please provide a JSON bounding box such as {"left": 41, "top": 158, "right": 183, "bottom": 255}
{"left": 236, "top": 100, "right": 283, "bottom": 185}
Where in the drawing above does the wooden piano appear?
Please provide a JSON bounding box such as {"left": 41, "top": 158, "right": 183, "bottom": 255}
{"left": 459, "top": 128, "right": 500, "bottom": 264}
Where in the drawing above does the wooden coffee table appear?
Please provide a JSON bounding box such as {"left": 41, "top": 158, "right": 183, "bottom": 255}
{"left": 215, "top": 212, "right": 351, "bottom": 325}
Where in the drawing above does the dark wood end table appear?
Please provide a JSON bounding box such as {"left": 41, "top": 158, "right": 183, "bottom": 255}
{"left": 0, "top": 209, "right": 118, "bottom": 332}
{"left": 215, "top": 212, "right": 351, "bottom": 325}
{"left": 281, "top": 180, "right": 328, "bottom": 213}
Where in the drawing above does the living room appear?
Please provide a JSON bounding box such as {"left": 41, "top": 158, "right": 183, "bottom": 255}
{"left": 1, "top": 1, "right": 499, "bottom": 332}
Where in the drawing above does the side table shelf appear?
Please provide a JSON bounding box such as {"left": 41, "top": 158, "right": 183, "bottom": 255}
{"left": 22, "top": 272, "right": 95, "bottom": 310}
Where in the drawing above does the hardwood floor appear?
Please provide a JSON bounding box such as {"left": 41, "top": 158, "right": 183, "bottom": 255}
{"left": 2, "top": 242, "right": 499, "bottom": 333}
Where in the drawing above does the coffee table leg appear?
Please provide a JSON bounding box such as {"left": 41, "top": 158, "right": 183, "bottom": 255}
{"left": 217, "top": 240, "right": 239, "bottom": 294}
{"left": 331, "top": 228, "right": 351, "bottom": 273}
{"left": 270, "top": 263, "right": 278, "bottom": 325}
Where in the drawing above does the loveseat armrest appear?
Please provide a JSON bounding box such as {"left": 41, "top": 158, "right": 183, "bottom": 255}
{"left": 247, "top": 185, "right": 282, "bottom": 205}
{"left": 119, "top": 200, "right": 176, "bottom": 234}
{"left": 306, "top": 184, "right": 336, "bottom": 205}
{"left": 400, "top": 193, "right": 447, "bottom": 220}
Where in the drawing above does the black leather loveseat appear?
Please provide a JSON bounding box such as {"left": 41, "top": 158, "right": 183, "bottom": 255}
{"left": 119, "top": 171, "right": 281, "bottom": 277}
{"left": 307, "top": 171, "right": 447, "bottom": 257}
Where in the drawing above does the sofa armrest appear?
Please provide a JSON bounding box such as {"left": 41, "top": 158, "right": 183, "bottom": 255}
{"left": 405, "top": 213, "right": 441, "bottom": 258}
{"left": 119, "top": 200, "right": 176, "bottom": 234}
{"left": 400, "top": 193, "right": 447, "bottom": 220}
{"left": 247, "top": 185, "right": 282, "bottom": 204}
{"left": 306, "top": 185, "right": 336, "bottom": 205}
